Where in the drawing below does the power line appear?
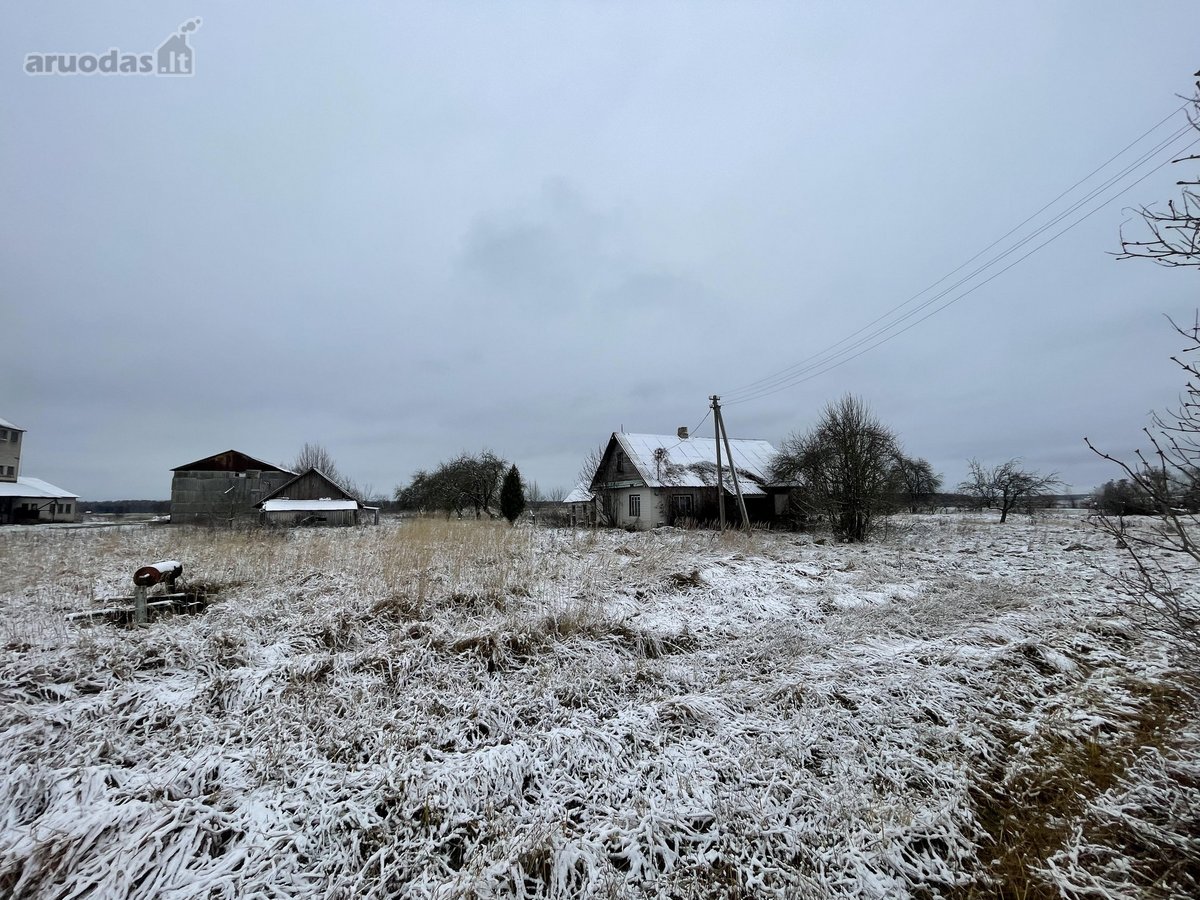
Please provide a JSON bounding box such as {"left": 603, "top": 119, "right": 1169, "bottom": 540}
{"left": 723, "top": 103, "right": 1193, "bottom": 403}
{"left": 655, "top": 407, "right": 713, "bottom": 456}
{"left": 726, "top": 123, "right": 1194, "bottom": 403}
{"left": 729, "top": 137, "right": 1198, "bottom": 405}
{"left": 725, "top": 119, "right": 1192, "bottom": 401}
{"left": 725, "top": 133, "right": 1200, "bottom": 406}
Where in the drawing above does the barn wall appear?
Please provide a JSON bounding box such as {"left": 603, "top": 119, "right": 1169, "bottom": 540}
{"left": 262, "top": 508, "right": 358, "bottom": 527}
{"left": 170, "top": 470, "right": 293, "bottom": 524}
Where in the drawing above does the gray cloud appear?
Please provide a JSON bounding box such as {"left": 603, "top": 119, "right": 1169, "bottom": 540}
{"left": 1, "top": 2, "right": 1197, "bottom": 499}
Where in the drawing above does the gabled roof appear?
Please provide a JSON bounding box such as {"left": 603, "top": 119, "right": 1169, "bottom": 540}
{"left": 564, "top": 486, "right": 595, "bottom": 504}
{"left": 0, "top": 476, "right": 78, "bottom": 499}
{"left": 256, "top": 468, "right": 357, "bottom": 506}
{"left": 0, "top": 416, "right": 25, "bottom": 432}
{"left": 171, "top": 449, "right": 294, "bottom": 474}
{"left": 591, "top": 432, "right": 781, "bottom": 496}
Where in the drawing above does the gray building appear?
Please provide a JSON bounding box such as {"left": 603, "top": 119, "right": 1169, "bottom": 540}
{"left": 170, "top": 450, "right": 295, "bottom": 525}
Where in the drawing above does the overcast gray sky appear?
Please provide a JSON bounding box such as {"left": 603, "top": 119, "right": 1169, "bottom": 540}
{"left": 2, "top": 2, "right": 1198, "bottom": 500}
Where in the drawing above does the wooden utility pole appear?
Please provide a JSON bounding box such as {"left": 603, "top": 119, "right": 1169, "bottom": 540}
{"left": 711, "top": 395, "right": 725, "bottom": 529}
{"left": 713, "top": 400, "right": 750, "bottom": 530}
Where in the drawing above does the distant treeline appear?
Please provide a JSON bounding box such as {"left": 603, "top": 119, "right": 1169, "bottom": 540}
{"left": 82, "top": 500, "right": 170, "bottom": 514}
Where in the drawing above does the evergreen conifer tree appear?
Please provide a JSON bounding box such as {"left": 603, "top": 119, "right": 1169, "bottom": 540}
{"left": 500, "top": 464, "right": 526, "bottom": 524}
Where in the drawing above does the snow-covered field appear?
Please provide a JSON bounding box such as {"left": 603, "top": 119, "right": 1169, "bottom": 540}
{"left": 1, "top": 515, "right": 1196, "bottom": 899}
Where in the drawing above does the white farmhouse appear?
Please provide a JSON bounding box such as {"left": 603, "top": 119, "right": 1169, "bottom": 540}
{"left": 587, "top": 429, "right": 789, "bottom": 529}
{"left": 0, "top": 417, "right": 80, "bottom": 524}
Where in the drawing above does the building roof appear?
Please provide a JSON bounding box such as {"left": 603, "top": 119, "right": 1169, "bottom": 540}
{"left": 261, "top": 499, "right": 358, "bottom": 512}
{"left": 594, "top": 432, "right": 781, "bottom": 497}
{"left": 171, "top": 449, "right": 295, "bottom": 474}
{"left": 0, "top": 476, "right": 78, "bottom": 499}
{"left": 564, "top": 486, "right": 595, "bottom": 504}
{"left": 256, "top": 468, "right": 356, "bottom": 505}
{"left": 0, "top": 416, "right": 25, "bottom": 432}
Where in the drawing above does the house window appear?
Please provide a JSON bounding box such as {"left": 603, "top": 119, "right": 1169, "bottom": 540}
{"left": 0, "top": 429, "right": 7, "bottom": 441}
{"left": 616, "top": 451, "right": 628, "bottom": 474}
{"left": 629, "top": 494, "right": 641, "bottom": 518}
{"left": 672, "top": 494, "right": 694, "bottom": 516}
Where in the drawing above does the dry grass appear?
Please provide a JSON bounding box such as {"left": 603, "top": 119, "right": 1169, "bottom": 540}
{"left": 0, "top": 516, "right": 1196, "bottom": 899}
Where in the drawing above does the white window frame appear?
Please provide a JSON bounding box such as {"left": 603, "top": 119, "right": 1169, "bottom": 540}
{"left": 629, "top": 494, "right": 641, "bottom": 518}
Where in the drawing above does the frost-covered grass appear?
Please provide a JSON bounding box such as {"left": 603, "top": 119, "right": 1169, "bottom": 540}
{"left": 1, "top": 515, "right": 1196, "bottom": 898}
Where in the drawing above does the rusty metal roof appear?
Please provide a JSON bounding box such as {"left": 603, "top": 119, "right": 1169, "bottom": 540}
{"left": 171, "top": 450, "right": 295, "bottom": 474}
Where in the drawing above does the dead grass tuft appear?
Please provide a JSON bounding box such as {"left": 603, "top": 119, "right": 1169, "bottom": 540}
{"left": 668, "top": 569, "right": 704, "bottom": 590}
{"left": 964, "top": 677, "right": 1198, "bottom": 899}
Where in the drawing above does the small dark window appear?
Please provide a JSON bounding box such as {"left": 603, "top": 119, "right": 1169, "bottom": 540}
{"left": 616, "top": 451, "right": 628, "bottom": 474}
{"left": 629, "top": 494, "right": 641, "bottom": 517}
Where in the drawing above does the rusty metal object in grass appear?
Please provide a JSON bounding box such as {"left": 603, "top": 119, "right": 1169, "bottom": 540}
{"left": 68, "top": 560, "right": 210, "bottom": 627}
{"left": 133, "top": 560, "right": 183, "bottom": 587}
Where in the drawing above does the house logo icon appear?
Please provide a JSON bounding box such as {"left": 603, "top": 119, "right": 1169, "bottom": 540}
{"left": 156, "top": 19, "right": 200, "bottom": 76}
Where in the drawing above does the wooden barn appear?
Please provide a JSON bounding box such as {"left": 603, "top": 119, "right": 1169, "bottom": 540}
{"left": 255, "top": 468, "right": 375, "bottom": 526}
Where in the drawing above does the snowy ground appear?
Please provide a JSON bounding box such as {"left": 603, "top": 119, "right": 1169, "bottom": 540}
{"left": 1, "top": 515, "right": 1196, "bottom": 899}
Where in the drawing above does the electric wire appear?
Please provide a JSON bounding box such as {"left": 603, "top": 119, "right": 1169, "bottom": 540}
{"left": 724, "top": 133, "right": 1200, "bottom": 406}
{"left": 724, "top": 121, "right": 1192, "bottom": 402}
{"left": 722, "top": 104, "right": 1194, "bottom": 404}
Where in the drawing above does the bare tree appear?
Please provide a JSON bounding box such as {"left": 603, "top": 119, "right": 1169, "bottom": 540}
{"left": 892, "top": 455, "right": 943, "bottom": 513}
{"left": 958, "top": 458, "right": 1062, "bottom": 523}
{"left": 525, "top": 480, "right": 545, "bottom": 505}
{"left": 1117, "top": 82, "right": 1200, "bottom": 267}
{"left": 771, "top": 395, "right": 902, "bottom": 542}
{"left": 1087, "top": 318, "right": 1200, "bottom": 660}
{"left": 288, "top": 442, "right": 368, "bottom": 500}
{"left": 577, "top": 443, "right": 606, "bottom": 491}
{"left": 578, "top": 442, "right": 616, "bottom": 526}
{"left": 1091, "top": 76, "right": 1200, "bottom": 661}
{"left": 291, "top": 442, "right": 341, "bottom": 478}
